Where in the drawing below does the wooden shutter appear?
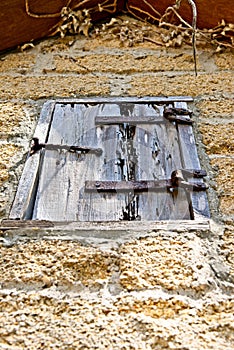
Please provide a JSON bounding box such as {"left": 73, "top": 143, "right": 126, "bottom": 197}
{"left": 9, "top": 97, "right": 210, "bottom": 222}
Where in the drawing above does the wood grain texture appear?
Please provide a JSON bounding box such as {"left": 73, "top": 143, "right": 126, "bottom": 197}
{"left": 175, "top": 101, "right": 210, "bottom": 219}
{"left": 32, "top": 103, "right": 123, "bottom": 221}
{"left": 10, "top": 97, "right": 210, "bottom": 222}
{"left": 32, "top": 101, "right": 192, "bottom": 221}
{"left": 0, "top": 219, "right": 210, "bottom": 234}
{"left": 55, "top": 96, "right": 194, "bottom": 104}
{"left": 0, "top": 0, "right": 125, "bottom": 51}
{"left": 9, "top": 101, "right": 55, "bottom": 219}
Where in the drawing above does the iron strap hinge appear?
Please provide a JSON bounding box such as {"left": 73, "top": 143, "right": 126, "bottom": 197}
{"left": 163, "top": 107, "right": 193, "bottom": 124}
{"left": 85, "top": 169, "right": 208, "bottom": 192}
{"left": 95, "top": 107, "right": 193, "bottom": 126}
{"left": 30, "top": 138, "right": 102, "bottom": 156}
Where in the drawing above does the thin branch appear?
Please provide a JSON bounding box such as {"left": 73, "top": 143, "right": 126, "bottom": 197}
{"left": 161, "top": 0, "right": 198, "bottom": 76}
{"left": 25, "top": 0, "right": 72, "bottom": 18}
{"left": 187, "top": 0, "right": 197, "bottom": 76}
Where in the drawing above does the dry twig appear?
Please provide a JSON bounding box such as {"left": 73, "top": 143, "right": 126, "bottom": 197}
{"left": 159, "top": 1, "right": 233, "bottom": 52}
{"left": 187, "top": 0, "right": 197, "bottom": 75}
{"left": 25, "top": 0, "right": 72, "bottom": 18}
{"left": 160, "top": 0, "right": 198, "bottom": 75}
{"left": 23, "top": 0, "right": 233, "bottom": 55}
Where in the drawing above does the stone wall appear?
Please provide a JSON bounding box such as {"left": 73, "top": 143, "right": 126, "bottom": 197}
{"left": 0, "top": 16, "right": 233, "bottom": 349}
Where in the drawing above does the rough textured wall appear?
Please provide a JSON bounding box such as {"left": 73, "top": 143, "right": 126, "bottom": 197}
{"left": 0, "top": 15, "right": 233, "bottom": 349}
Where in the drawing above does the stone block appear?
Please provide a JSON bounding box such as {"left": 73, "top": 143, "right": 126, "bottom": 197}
{"left": 51, "top": 52, "right": 197, "bottom": 74}
{"left": 199, "top": 123, "right": 234, "bottom": 155}
{"left": 130, "top": 72, "right": 233, "bottom": 97}
{"left": 221, "top": 223, "right": 234, "bottom": 277}
{"left": 0, "top": 53, "right": 35, "bottom": 73}
{"left": 0, "top": 144, "right": 22, "bottom": 185}
{"left": 211, "top": 158, "right": 234, "bottom": 215}
{"left": 119, "top": 235, "right": 213, "bottom": 292}
{"left": 215, "top": 53, "right": 234, "bottom": 70}
{"left": 197, "top": 98, "right": 234, "bottom": 119}
{"left": 0, "top": 75, "right": 109, "bottom": 99}
{"left": 0, "top": 240, "right": 115, "bottom": 288}
{"left": 0, "top": 102, "right": 36, "bottom": 139}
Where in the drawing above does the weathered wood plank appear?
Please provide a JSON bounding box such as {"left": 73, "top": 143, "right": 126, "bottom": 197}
{"left": 12, "top": 98, "right": 208, "bottom": 223}
{"left": 95, "top": 115, "right": 162, "bottom": 124}
{"left": 81, "top": 103, "right": 127, "bottom": 221}
{"left": 132, "top": 104, "right": 190, "bottom": 220}
{"left": 32, "top": 103, "right": 126, "bottom": 221}
{"left": 55, "top": 96, "right": 194, "bottom": 105}
{"left": 167, "top": 106, "right": 191, "bottom": 220}
{"left": 9, "top": 101, "right": 55, "bottom": 219}
{"left": 131, "top": 122, "right": 164, "bottom": 220}
{"left": 9, "top": 153, "right": 41, "bottom": 219}
{"left": 175, "top": 102, "right": 210, "bottom": 219}
{"left": 84, "top": 103, "right": 160, "bottom": 221}
{"left": 0, "top": 220, "right": 210, "bottom": 236}
{"left": 1, "top": 219, "right": 54, "bottom": 229}
{"left": 124, "top": 102, "right": 190, "bottom": 220}
{"left": 33, "top": 101, "right": 56, "bottom": 142}
{"left": 112, "top": 104, "right": 156, "bottom": 220}
{"left": 159, "top": 114, "right": 191, "bottom": 220}
{"left": 32, "top": 103, "right": 101, "bottom": 221}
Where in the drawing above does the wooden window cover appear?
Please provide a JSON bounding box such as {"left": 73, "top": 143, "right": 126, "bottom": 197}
{"left": 9, "top": 97, "right": 210, "bottom": 223}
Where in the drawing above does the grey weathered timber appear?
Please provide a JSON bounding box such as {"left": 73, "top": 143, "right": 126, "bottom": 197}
{"left": 55, "top": 96, "right": 194, "bottom": 104}
{"left": 32, "top": 101, "right": 190, "bottom": 221}
{"left": 93, "top": 105, "right": 127, "bottom": 221}
{"left": 9, "top": 101, "right": 56, "bottom": 219}
{"left": 0, "top": 220, "right": 210, "bottom": 240}
{"left": 95, "top": 115, "right": 163, "bottom": 124}
{"left": 10, "top": 97, "right": 210, "bottom": 223}
{"left": 175, "top": 102, "right": 210, "bottom": 219}
{"left": 9, "top": 153, "right": 41, "bottom": 219}
{"left": 32, "top": 103, "right": 124, "bottom": 221}
{"left": 32, "top": 103, "right": 98, "bottom": 221}
{"left": 0, "top": 217, "right": 211, "bottom": 252}
{"left": 154, "top": 116, "right": 190, "bottom": 220}
{"left": 0, "top": 219, "right": 54, "bottom": 229}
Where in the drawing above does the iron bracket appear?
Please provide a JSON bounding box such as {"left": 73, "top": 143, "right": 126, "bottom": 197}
{"left": 85, "top": 169, "right": 208, "bottom": 193}
{"left": 30, "top": 137, "right": 102, "bottom": 156}
{"left": 163, "top": 107, "right": 193, "bottom": 124}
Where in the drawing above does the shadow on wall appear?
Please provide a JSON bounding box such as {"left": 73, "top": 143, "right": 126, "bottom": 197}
{"left": 0, "top": 0, "right": 233, "bottom": 52}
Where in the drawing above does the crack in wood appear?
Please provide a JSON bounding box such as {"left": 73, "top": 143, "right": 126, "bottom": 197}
{"left": 117, "top": 123, "right": 140, "bottom": 220}
{"left": 121, "top": 193, "right": 140, "bottom": 221}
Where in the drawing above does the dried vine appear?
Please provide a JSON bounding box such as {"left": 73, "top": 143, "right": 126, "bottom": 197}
{"left": 158, "top": 1, "right": 233, "bottom": 51}
{"left": 25, "top": 0, "right": 118, "bottom": 18}
{"left": 160, "top": 0, "right": 198, "bottom": 75}
{"left": 23, "top": 0, "right": 233, "bottom": 56}
{"left": 25, "top": 0, "right": 72, "bottom": 18}
{"left": 188, "top": 0, "right": 197, "bottom": 75}
{"left": 25, "top": 0, "right": 118, "bottom": 37}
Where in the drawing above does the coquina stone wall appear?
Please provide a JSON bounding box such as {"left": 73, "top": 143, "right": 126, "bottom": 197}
{"left": 0, "top": 15, "right": 233, "bottom": 349}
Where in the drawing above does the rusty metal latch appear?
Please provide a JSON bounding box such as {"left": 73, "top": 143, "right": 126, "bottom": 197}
{"left": 30, "top": 137, "right": 102, "bottom": 156}
{"left": 163, "top": 107, "right": 193, "bottom": 124}
{"left": 85, "top": 169, "right": 208, "bottom": 192}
